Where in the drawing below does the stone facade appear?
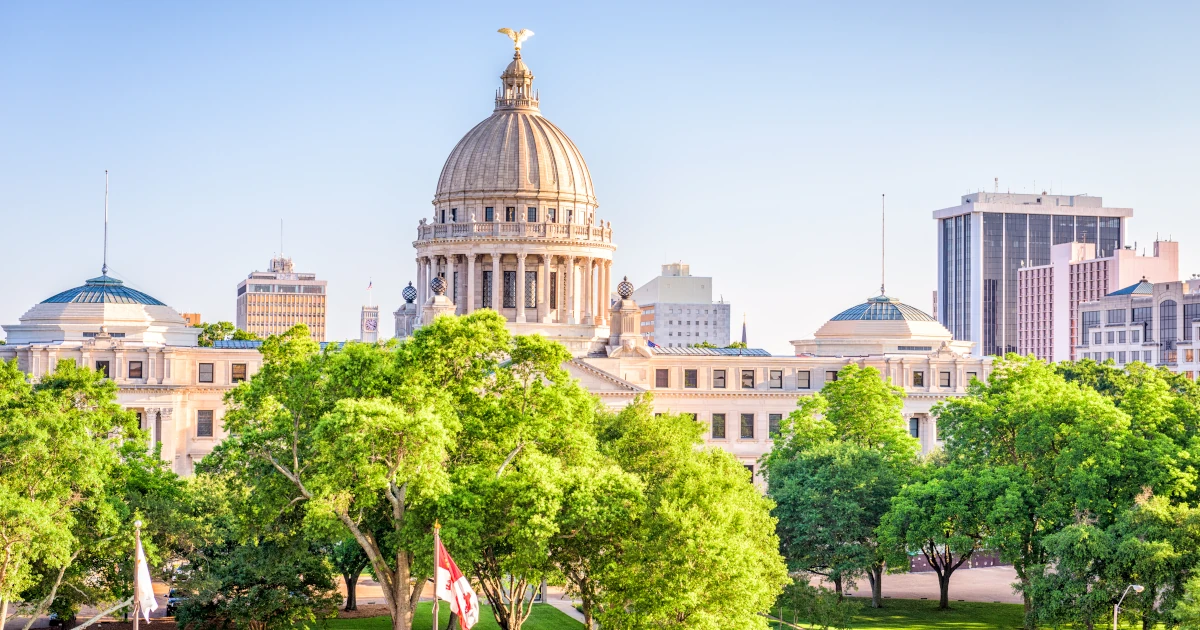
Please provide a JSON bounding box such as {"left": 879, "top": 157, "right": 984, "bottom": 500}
{"left": 1076, "top": 278, "right": 1200, "bottom": 379}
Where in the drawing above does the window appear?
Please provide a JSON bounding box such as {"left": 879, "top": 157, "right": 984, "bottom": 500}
{"left": 740, "top": 413, "right": 754, "bottom": 439}
{"left": 128, "top": 361, "right": 143, "bottom": 379}
{"left": 713, "top": 369, "right": 726, "bottom": 389}
{"left": 680, "top": 369, "right": 698, "bottom": 389}
{"left": 909, "top": 418, "right": 920, "bottom": 438}
{"left": 1107, "top": 331, "right": 1115, "bottom": 344}
{"left": 485, "top": 207, "right": 495, "bottom": 222}
{"left": 1106, "top": 352, "right": 1115, "bottom": 361}
{"left": 199, "top": 363, "right": 214, "bottom": 383}
{"left": 1133, "top": 307, "right": 1153, "bottom": 341}
{"left": 95, "top": 361, "right": 110, "bottom": 378}
{"left": 1118, "top": 351, "right": 1126, "bottom": 364}
{"left": 525, "top": 271, "right": 537, "bottom": 308}
{"left": 655, "top": 369, "right": 669, "bottom": 388}
{"left": 940, "top": 371, "right": 951, "bottom": 388}
{"left": 1145, "top": 351, "right": 1154, "bottom": 362}
{"left": 769, "top": 413, "right": 782, "bottom": 437}
{"left": 440, "top": 209, "right": 446, "bottom": 223}
{"left": 769, "top": 370, "right": 783, "bottom": 388}
{"left": 503, "top": 271, "right": 516, "bottom": 308}
{"left": 796, "top": 371, "right": 810, "bottom": 389}
{"left": 548, "top": 208, "right": 557, "bottom": 223}
{"left": 450, "top": 208, "right": 457, "bottom": 222}
{"left": 741, "top": 369, "right": 755, "bottom": 389}
{"left": 711, "top": 413, "right": 726, "bottom": 439}
{"left": 1094, "top": 332, "right": 1103, "bottom": 345}
{"left": 1132, "top": 329, "right": 1141, "bottom": 343}
{"left": 1119, "top": 331, "right": 1126, "bottom": 343}
{"left": 197, "top": 410, "right": 214, "bottom": 437}
{"left": 232, "top": 363, "right": 247, "bottom": 383}
{"left": 549, "top": 272, "right": 557, "bottom": 309}
{"left": 1082, "top": 310, "right": 1101, "bottom": 345}
{"left": 567, "top": 209, "right": 573, "bottom": 223}
{"left": 913, "top": 371, "right": 925, "bottom": 387}
{"left": 1187, "top": 349, "right": 1195, "bottom": 363}
{"left": 505, "top": 207, "right": 516, "bottom": 222}
{"left": 1107, "top": 309, "right": 1125, "bottom": 324}
{"left": 1185, "top": 304, "right": 1200, "bottom": 341}
{"left": 826, "top": 370, "right": 838, "bottom": 382}
{"left": 967, "top": 371, "right": 977, "bottom": 381}
{"left": 482, "top": 270, "right": 493, "bottom": 306}
{"left": 527, "top": 207, "right": 537, "bottom": 222}
{"left": 1161, "top": 300, "right": 1179, "bottom": 347}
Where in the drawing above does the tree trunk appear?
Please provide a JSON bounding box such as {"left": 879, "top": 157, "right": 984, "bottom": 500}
{"left": 445, "top": 611, "right": 458, "bottom": 630}
{"left": 833, "top": 575, "right": 843, "bottom": 600}
{"left": 343, "top": 571, "right": 361, "bottom": 611}
{"left": 581, "top": 599, "right": 594, "bottom": 630}
{"left": 938, "top": 572, "right": 951, "bottom": 610}
{"left": 1, "top": 596, "right": 9, "bottom": 630}
{"left": 1021, "top": 576, "right": 1035, "bottom": 630}
{"left": 868, "top": 565, "right": 883, "bottom": 609}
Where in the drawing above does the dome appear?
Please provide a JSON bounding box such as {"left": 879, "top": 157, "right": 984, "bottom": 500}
{"left": 829, "top": 295, "right": 937, "bottom": 322}
{"left": 433, "top": 51, "right": 596, "bottom": 208}
{"left": 41, "top": 275, "right": 166, "bottom": 306}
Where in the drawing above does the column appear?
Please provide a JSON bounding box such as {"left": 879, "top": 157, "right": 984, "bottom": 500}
{"left": 541, "top": 253, "right": 551, "bottom": 323}
{"left": 600, "top": 260, "right": 611, "bottom": 325}
{"left": 425, "top": 257, "right": 434, "bottom": 302}
{"left": 566, "top": 255, "right": 577, "bottom": 324}
{"left": 516, "top": 251, "right": 527, "bottom": 323}
{"left": 582, "top": 257, "right": 593, "bottom": 325}
{"left": 416, "top": 257, "right": 425, "bottom": 307}
{"left": 466, "top": 254, "right": 476, "bottom": 313}
{"left": 492, "top": 251, "right": 503, "bottom": 313}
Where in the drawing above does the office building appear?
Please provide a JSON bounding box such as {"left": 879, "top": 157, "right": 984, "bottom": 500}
{"left": 236, "top": 256, "right": 327, "bottom": 341}
{"left": 180, "top": 312, "right": 202, "bottom": 327}
{"left": 1076, "top": 278, "right": 1200, "bottom": 380}
{"left": 633, "top": 263, "right": 731, "bottom": 347}
{"left": 1019, "top": 240, "right": 1179, "bottom": 361}
{"left": 935, "top": 192, "right": 1133, "bottom": 356}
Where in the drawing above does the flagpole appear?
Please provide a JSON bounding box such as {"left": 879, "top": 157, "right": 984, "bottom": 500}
{"left": 133, "top": 520, "right": 142, "bottom": 630}
{"left": 433, "top": 522, "right": 440, "bottom": 630}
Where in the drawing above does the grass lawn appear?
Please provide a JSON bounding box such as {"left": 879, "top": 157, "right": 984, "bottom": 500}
{"left": 772, "top": 596, "right": 1028, "bottom": 629}
{"left": 324, "top": 603, "right": 582, "bottom": 630}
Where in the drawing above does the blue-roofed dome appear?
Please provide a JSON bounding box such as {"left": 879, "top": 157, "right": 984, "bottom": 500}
{"left": 829, "top": 295, "right": 937, "bottom": 322}
{"left": 41, "top": 275, "right": 166, "bottom": 306}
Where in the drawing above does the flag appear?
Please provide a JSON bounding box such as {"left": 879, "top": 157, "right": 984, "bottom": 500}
{"left": 435, "top": 538, "right": 479, "bottom": 629}
{"left": 647, "top": 340, "right": 658, "bottom": 348}
{"left": 367, "top": 281, "right": 373, "bottom": 290}
{"left": 135, "top": 536, "right": 158, "bottom": 622}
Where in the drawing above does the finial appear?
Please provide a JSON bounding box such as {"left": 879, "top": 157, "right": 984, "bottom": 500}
{"left": 617, "top": 276, "right": 634, "bottom": 299}
{"left": 102, "top": 170, "right": 109, "bottom": 276}
{"left": 880, "top": 193, "right": 886, "bottom": 296}
{"left": 430, "top": 275, "right": 447, "bottom": 296}
{"left": 403, "top": 281, "right": 417, "bottom": 304}
{"left": 497, "top": 28, "right": 534, "bottom": 51}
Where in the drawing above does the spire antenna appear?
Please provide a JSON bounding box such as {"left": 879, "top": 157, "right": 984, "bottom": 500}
{"left": 102, "top": 170, "right": 109, "bottom": 276}
{"left": 880, "top": 193, "right": 886, "bottom": 295}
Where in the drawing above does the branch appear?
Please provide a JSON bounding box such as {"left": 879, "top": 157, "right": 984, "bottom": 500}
{"left": 72, "top": 597, "right": 134, "bottom": 630}
{"left": 497, "top": 443, "right": 524, "bottom": 478}
{"left": 21, "top": 549, "right": 81, "bottom": 630}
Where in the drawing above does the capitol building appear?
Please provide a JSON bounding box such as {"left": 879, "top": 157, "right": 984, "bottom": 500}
{"left": 0, "top": 39, "right": 992, "bottom": 476}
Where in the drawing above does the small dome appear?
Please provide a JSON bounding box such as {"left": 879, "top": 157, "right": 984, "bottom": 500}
{"left": 829, "top": 295, "right": 936, "bottom": 322}
{"left": 41, "top": 275, "right": 166, "bottom": 306}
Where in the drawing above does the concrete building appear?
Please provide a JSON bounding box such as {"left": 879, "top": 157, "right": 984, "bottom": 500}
{"left": 180, "top": 312, "right": 202, "bottom": 327}
{"left": 236, "top": 255, "right": 327, "bottom": 342}
{"left": 1018, "top": 240, "right": 1178, "bottom": 361}
{"left": 934, "top": 192, "right": 1133, "bottom": 356}
{"left": 633, "top": 262, "right": 731, "bottom": 347}
{"left": 1076, "top": 278, "right": 1200, "bottom": 381}
{"left": 0, "top": 273, "right": 263, "bottom": 476}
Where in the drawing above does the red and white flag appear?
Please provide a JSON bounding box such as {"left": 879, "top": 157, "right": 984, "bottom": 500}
{"left": 435, "top": 538, "right": 479, "bottom": 630}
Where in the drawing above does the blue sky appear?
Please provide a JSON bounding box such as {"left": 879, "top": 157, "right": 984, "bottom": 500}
{"left": 2, "top": 1, "right": 1198, "bottom": 352}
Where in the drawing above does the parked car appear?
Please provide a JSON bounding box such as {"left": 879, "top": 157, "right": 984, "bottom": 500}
{"left": 48, "top": 612, "right": 77, "bottom": 627}
{"left": 166, "top": 589, "right": 186, "bottom": 616}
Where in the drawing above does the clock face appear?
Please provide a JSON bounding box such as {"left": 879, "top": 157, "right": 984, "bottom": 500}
{"left": 365, "top": 319, "right": 378, "bottom": 331}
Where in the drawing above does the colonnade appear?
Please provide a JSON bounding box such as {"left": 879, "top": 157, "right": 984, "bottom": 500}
{"left": 415, "top": 251, "right": 612, "bottom": 326}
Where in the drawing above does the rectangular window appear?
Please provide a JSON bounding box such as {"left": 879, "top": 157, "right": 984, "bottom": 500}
{"left": 1185, "top": 304, "right": 1200, "bottom": 341}
{"left": 684, "top": 369, "right": 698, "bottom": 388}
{"left": 549, "top": 272, "right": 557, "bottom": 309}
{"left": 198, "top": 363, "right": 214, "bottom": 383}
{"left": 1094, "top": 332, "right": 1103, "bottom": 345}
{"left": 450, "top": 208, "right": 457, "bottom": 222}
{"left": 740, "top": 413, "right": 755, "bottom": 439}
{"left": 440, "top": 209, "right": 446, "bottom": 224}
{"left": 525, "top": 271, "right": 537, "bottom": 308}
{"left": 567, "top": 209, "right": 574, "bottom": 223}
{"left": 769, "top": 369, "right": 783, "bottom": 389}
{"left": 1107, "top": 331, "right": 1115, "bottom": 344}
{"left": 503, "top": 271, "right": 517, "bottom": 308}
{"left": 1082, "top": 310, "right": 1101, "bottom": 345}
{"left": 967, "top": 371, "right": 977, "bottom": 381}
{"left": 482, "top": 270, "right": 493, "bottom": 306}
{"left": 741, "top": 369, "right": 755, "bottom": 389}
{"left": 909, "top": 418, "right": 920, "bottom": 438}
{"left": 769, "top": 413, "right": 782, "bottom": 437}
{"left": 548, "top": 208, "right": 557, "bottom": 223}
{"left": 232, "top": 363, "right": 247, "bottom": 383}
{"left": 1106, "top": 352, "right": 1114, "bottom": 361}
{"left": 1119, "top": 351, "right": 1126, "bottom": 364}
{"left": 826, "top": 370, "right": 838, "bottom": 382}
{"left": 711, "top": 413, "right": 726, "bottom": 439}
{"left": 940, "top": 371, "right": 951, "bottom": 387}
{"left": 1107, "top": 309, "right": 1126, "bottom": 324}
{"left": 1119, "top": 331, "right": 1126, "bottom": 343}
{"left": 796, "top": 371, "right": 810, "bottom": 389}
{"left": 913, "top": 371, "right": 925, "bottom": 387}
{"left": 1146, "top": 351, "right": 1154, "bottom": 362}
{"left": 1133, "top": 307, "right": 1153, "bottom": 341}
{"left": 1187, "top": 349, "right": 1195, "bottom": 363}
{"left": 485, "top": 207, "right": 495, "bottom": 222}
{"left": 527, "top": 207, "right": 537, "bottom": 222}
{"left": 713, "top": 369, "right": 726, "bottom": 389}
{"left": 655, "top": 369, "right": 669, "bottom": 388}
{"left": 128, "top": 361, "right": 143, "bottom": 379}
{"left": 505, "top": 207, "right": 516, "bottom": 222}
{"left": 1132, "top": 329, "right": 1141, "bottom": 344}
{"left": 95, "top": 360, "right": 110, "bottom": 378}
{"left": 197, "top": 410, "right": 214, "bottom": 437}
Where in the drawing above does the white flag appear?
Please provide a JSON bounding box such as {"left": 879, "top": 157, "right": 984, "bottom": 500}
{"left": 135, "top": 537, "right": 158, "bottom": 622}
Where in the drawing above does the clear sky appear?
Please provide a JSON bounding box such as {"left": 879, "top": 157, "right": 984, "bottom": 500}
{"left": 2, "top": 1, "right": 1198, "bottom": 352}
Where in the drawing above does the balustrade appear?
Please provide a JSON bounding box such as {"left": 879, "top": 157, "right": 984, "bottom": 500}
{"left": 418, "top": 221, "right": 612, "bottom": 244}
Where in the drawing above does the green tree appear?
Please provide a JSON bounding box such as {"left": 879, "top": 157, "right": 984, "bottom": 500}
{"left": 763, "top": 363, "right": 916, "bottom": 607}
{"left": 195, "top": 321, "right": 259, "bottom": 347}
{"left": 1177, "top": 575, "right": 1200, "bottom": 629}
{"left": 778, "top": 579, "right": 858, "bottom": 630}
{"left": 596, "top": 399, "right": 788, "bottom": 630}
{"left": 878, "top": 460, "right": 997, "bottom": 609}
{"left": 328, "top": 536, "right": 370, "bottom": 611}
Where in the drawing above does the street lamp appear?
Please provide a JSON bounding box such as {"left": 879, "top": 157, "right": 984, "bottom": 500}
{"left": 1114, "top": 584, "right": 1144, "bottom": 630}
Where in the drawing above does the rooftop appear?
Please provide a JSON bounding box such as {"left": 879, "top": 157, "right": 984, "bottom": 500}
{"left": 829, "top": 295, "right": 937, "bottom": 323}
{"left": 1107, "top": 278, "right": 1155, "bottom": 296}
{"left": 650, "top": 346, "right": 771, "bottom": 357}
{"left": 41, "top": 275, "right": 166, "bottom": 306}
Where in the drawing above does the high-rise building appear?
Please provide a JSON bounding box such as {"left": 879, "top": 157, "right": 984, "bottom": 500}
{"left": 236, "top": 256, "right": 327, "bottom": 341}
{"left": 633, "top": 262, "right": 731, "bottom": 347}
{"left": 1076, "top": 278, "right": 1200, "bottom": 380}
{"left": 1018, "top": 240, "right": 1178, "bottom": 361}
{"left": 934, "top": 192, "right": 1133, "bottom": 356}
